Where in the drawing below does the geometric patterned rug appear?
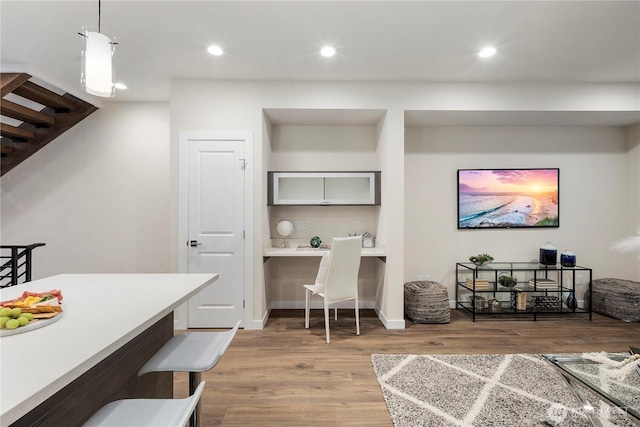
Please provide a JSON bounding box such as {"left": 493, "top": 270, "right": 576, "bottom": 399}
{"left": 371, "top": 354, "right": 640, "bottom": 427}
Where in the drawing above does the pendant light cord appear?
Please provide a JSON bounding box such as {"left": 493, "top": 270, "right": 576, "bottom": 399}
{"left": 98, "top": 0, "right": 101, "bottom": 33}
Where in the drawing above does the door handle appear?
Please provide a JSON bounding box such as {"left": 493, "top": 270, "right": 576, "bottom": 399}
{"left": 189, "top": 240, "right": 203, "bottom": 247}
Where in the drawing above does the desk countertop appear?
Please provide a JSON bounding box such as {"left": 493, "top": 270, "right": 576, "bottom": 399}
{"left": 263, "top": 239, "right": 386, "bottom": 258}
{"left": 0, "top": 273, "right": 218, "bottom": 426}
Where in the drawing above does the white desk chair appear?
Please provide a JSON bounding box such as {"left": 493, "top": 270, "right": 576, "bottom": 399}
{"left": 82, "top": 381, "right": 205, "bottom": 426}
{"left": 138, "top": 321, "right": 241, "bottom": 427}
{"left": 304, "top": 236, "right": 362, "bottom": 343}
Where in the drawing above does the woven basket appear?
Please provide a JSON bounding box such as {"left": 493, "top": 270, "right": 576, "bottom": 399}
{"left": 404, "top": 281, "right": 450, "bottom": 324}
{"left": 592, "top": 278, "right": 640, "bottom": 322}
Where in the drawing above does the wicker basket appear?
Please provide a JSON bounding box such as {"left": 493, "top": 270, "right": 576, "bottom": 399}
{"left": 404, "top": 281, "right": 450, "bottom": 324}
{"left": 593, "top": 278, "right": 640, "bottom": 322}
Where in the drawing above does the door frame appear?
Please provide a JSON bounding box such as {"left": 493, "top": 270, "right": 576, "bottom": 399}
{"left": 176, "top": 131, "right": 254, "bottom": 330}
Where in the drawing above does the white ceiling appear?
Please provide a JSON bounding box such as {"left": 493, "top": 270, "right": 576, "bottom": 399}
{"left": 1, "top": 0, "right": 639, "bottom": 105}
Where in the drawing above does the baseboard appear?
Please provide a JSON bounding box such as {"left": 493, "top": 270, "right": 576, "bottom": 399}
{"left": 374, "top": 306, "right": 406, "bottom": 329}
{"left": 181, "top": 299, "right": 588, "bottom": 331}
{"left": 244, "top": 315, "right": 269, "bottom": 330}
{"left": 242, "top": 306, "right": 271, "bottom": 330}
{"left": 270, "top": 300, "right": 378, "bottom": 310}
{"left": 267, "top": 300, "right": 406, "bottom": 329}
{"left": 262, "top": 305, "right": 272, "bottom": 328}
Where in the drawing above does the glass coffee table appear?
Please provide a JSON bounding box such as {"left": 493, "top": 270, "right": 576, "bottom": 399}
{"left": 544, "top": 348, "right": 640, "bottom": 426}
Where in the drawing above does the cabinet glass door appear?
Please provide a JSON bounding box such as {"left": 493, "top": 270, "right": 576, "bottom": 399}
{"left": 324, "top": 176, "right": 374, "bottom": 203}
{"left": 270, "top": 172, "right": 378, "bottom": 205}
{"left": 275, "top": 175, "right": 324, "bottom": 204}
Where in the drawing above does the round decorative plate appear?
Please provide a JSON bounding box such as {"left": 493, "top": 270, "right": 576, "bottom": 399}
{"left": 0, "top": 311, "right": 64, "bottom": 337}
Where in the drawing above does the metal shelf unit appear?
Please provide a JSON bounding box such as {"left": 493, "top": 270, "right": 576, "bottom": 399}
{"left": 455, "top": 261, "right": 592, "bottom": 322}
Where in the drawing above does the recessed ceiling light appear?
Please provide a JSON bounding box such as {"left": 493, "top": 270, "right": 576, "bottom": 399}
{"left": 207, "top": 45, "right": 224, "bottom": 56}
{"left": 478, "top": 47, "right": 497, "bottom": 58}
{"left": 114, "top": 82, "right": 127, "bottom": 90}
{"left": 320, "top": 46, "right": 337, "bottom": 57}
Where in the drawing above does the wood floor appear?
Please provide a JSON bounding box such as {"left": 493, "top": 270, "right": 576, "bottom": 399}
{"left": 174, "top": 309, "right": 640, "bottom": 426}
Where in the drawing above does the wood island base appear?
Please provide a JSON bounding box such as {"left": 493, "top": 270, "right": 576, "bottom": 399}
{"left": 12, "top": 314, "right": 174, "bottom": 426}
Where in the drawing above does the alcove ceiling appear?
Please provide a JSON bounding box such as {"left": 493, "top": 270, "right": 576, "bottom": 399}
{"left": 404, "top": 111, "right": 640, "bottom": 128}
{"left": 1, "top": 1, "right": 638, "bottom": 106}
{"left": 264, "top": 109, "right": 386, "bottom": 126}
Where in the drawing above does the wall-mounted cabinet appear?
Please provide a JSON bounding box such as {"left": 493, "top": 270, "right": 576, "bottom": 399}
{"left": 268, "top": 172, "right": 381, "bottom": 206}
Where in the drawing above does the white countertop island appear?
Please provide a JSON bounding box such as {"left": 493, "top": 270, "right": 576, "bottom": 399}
{"left": 0, "top": 273, "right": 218, "bottom": 426}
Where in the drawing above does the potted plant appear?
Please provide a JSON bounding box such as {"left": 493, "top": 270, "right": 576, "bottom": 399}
{"left": 498, "top": 274, "right": 518, "bottom": 288}
{"left": 469, "top": 253, "right": 494, "bottom": 266}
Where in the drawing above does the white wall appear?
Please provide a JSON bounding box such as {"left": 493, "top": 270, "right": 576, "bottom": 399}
{"left": 1, "top": 102, "right": 170, "bottom": 277}
{"left": 269, "top": 124, "right": 379, "bottom": 170}
{"left": 404, "top": 125, "right": 639, "bottom": 305}
{"left": 375, "top": 109, "right": 405, "bottom": 325}
{"left": 170, "top": 80, "right": 638, "bottom": 327}
{"left": 265, "top": 123, "right": 383, "bottom": 312}
{"left": 268, "top": 123, "right": 380, "bottom": 240}
{"left": 622, "top": 123, "right": 640, "bottom": 277}
{"left": 3, "top": 80, "right": 636, "bottom": 328}
{"left": 170, "top": 81, "right": 403, "bottom": 327}
{"left": 626, "top": 123, "right": 640, "bottom": 232}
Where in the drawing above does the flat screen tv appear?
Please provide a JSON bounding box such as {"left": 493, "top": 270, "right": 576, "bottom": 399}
{"left": 457, "top": 168, "right": 559, "bottom": 229}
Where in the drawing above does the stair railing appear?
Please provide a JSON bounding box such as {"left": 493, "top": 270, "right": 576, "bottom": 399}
{"left": 0, "top": 243, "right": 46, "bottom": 288}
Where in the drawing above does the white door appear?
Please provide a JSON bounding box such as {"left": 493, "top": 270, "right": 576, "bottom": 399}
{"left": 186, "top": 139, "right": 245, "bottom": 327}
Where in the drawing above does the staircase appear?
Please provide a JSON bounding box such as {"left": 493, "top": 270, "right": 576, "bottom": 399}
{"left": 1, "top": 73, "right": 97, "bottom": 176}
{"left": 0, "top": 243, "right": 46, "bottom": 288}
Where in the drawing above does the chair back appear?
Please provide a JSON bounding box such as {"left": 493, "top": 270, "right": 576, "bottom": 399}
{"left": 179, "top": 381, "right": 206, "bottom": 426}
{"left": 207, "top": 319, "right": 242, "bottom": 368}
{"left": 323, "top": 236, "right": 362, "bottom": 303}
{"left": 217, "top": 320, "right": 241, "bottom": 358}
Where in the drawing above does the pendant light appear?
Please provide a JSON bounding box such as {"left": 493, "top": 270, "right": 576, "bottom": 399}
{"left": 79, "top": 0, "right": 116, "bottom": 97}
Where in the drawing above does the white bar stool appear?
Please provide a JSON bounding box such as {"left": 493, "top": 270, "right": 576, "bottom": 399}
{"left": 138, "top": 321, "right": 241, "bottom": 427}
{"left": 82, "top": 381, "right": 205, "bottom": 426}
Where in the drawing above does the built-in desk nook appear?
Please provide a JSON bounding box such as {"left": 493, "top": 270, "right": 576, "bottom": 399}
{"left": 262, "top": 111, "right": 400, "bottom": 328}
{"left": 263, "top": 239, "right": 386, "bottom": 261}
{"left": 263, "top": 239, "right": 386, "bottom": 316}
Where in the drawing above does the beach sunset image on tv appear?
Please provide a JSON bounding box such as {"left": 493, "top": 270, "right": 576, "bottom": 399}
{"left": 457, "top": 168, "right": 559, "bottom": 229}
